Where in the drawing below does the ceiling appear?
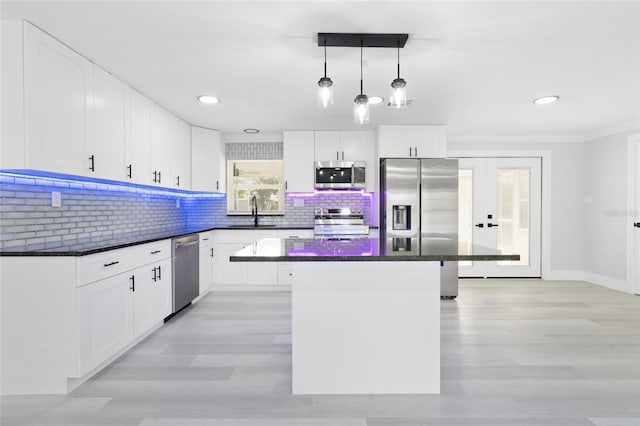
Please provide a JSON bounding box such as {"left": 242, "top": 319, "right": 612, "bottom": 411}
{"left": 2, "top": 1, "right": 639, "bottom": 140}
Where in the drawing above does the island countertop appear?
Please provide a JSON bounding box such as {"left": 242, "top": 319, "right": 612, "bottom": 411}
{"left": 230, "top": 237, "right": 520, "bottom": 262}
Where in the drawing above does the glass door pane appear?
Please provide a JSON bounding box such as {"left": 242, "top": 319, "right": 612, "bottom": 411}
{"left": 497, "top": 169, "right": 530, "bottom": 266}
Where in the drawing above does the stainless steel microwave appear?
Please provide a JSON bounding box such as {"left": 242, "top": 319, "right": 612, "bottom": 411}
{"left": 315, "top": 161, "right": 366, "bottom": 189}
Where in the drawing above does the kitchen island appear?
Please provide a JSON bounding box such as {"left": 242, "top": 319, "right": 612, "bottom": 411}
{"left": 231, "top": 237, "right": 518, "bottom": 395}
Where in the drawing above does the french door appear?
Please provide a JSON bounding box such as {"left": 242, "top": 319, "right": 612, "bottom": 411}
{"left": 457, "top": 157, "right": 542, "bottom": 278}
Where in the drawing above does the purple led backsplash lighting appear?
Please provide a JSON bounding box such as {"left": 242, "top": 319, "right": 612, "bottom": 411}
{"left": 286, "top": 238, "right": 377, "bottom": 257}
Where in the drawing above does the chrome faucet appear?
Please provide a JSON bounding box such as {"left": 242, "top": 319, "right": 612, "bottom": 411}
{"left": 250, "top": 195, "right": 258, "bottom": 227}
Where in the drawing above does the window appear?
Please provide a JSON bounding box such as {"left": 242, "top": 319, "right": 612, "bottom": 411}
{"left": 226, "top": 160, "right": 285, "bottom": 215}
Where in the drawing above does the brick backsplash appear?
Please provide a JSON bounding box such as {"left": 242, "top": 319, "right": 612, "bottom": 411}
{"left": 226, "top": 142, "right": 283, "bottom": 160}
{"left": 0, "top": 172, "right": 372, "bottom": 249}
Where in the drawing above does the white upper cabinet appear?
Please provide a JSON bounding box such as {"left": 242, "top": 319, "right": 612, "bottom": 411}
{"left": 23, "top": 21, "right": 92, "bottom": 176}
{"left": 149, "top": 105, "right": 174, "bottom": 187}
{"left": 377, "top": 125, "right": 446, "bottom": 159}
{"left": 87, "top": 65, "right": 129, "bottom": 180}
{"left": 191, "top": 126, "right": 225, "bottom": 192}
{"left": 127, "top": 90, "right": 152, "bottom": 185}
{"left": 283, "top": 131, "right": 314, "bottom": 192}
{"left": 314, "top": 131, "right": 368, "bottom": 162}
{"left": 170, "top": 116, "right": 191, "bottom": 189}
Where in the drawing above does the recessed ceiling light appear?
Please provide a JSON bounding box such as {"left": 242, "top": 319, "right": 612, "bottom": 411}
{"left": 533, "top": 95, "right": 559, "bottom": 105}
{"left": 243, "top": 128, "right": 260, "bottom": 134}
{"left": 197, "top": 95, "right": 220, "bottom": 104}
{"left": 368, "top": 96, "right": 384, "bottom": 105}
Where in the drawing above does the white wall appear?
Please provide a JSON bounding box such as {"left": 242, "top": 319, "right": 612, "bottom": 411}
{"left": 582, "top": 128, "right": 639, "bottom": 291}
{"left": 448, "top": 140, "right": 585, "bottom": 278}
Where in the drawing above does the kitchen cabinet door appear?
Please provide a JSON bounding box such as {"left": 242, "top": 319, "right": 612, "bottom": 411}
{"left": 87, "top": 65, "right": 129, "bottom": 180}
{"left": 170, "top": 117, "right": 191, "bottom": 189}
{"left": 128, "top": 90, "right": 152, "bottom": 185}
{"left": 340, "top": 131, "right": 368, "bottom": 161}
{"left": 377, "top": 125, "right": 446, "bottom": 158}
{"left": 149, "top": 105, "right": 174, "bottom": 187}
{"left": 191, "top": 126, "right": 225, "bottom": 192}
{"left": 198, "top": 231, "right": 214, "bottom": 296}
{"left": 314, "top": 131, "right": 341, "bottom": 161}
{"left": 132, "top": 265, "right": 155, "bottom": 339}
{"left": 152, "top": 258, "right": 172, "bottom": 321}
{"left": 283, "top": 131, "right": 314, "bottom": 192}
{"left": 23, "top": 21, "right": 92, "bottom": 176}
{"left": 78, "top": 272, "right": 134, "bottom": 375}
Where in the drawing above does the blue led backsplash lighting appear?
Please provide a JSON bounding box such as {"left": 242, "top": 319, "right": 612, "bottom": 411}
{"left": 0, "top": 170, "right": 373, "bottom": 250}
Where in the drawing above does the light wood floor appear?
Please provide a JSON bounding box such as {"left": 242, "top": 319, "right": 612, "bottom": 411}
{"left": 2, "top": 280, "right": 639, "bottom": 426}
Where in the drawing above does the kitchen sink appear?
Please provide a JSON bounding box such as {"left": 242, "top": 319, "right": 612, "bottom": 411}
{"left": 227, "top": 224, "right": 278, "bottom": 228}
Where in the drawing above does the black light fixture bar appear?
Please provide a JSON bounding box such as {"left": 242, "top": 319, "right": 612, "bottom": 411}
{"left": 317, "top": 33, "right": 408, "bottom": 48}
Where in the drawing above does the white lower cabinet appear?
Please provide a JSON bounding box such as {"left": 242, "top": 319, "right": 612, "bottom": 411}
{"left": 212, "top": 229, "right": 313, "bottom": 287}
{"left": 78, "top": 244, "right": 172, "bottom": 376}
{"left": 199, "top": 231, "right": 214, "bottom": 295}
{"left": 78, "top": 272, "right": 135, "bottom": 375}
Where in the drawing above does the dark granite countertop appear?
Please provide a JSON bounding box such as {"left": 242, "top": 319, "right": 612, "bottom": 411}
{"left": 230, "top": 237, "right": 520, "bottom": 262}
{"left": 0, "top": 226, "right": 314, "bottom": 257}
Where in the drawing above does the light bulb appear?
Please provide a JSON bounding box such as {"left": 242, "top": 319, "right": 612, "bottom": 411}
{"left": 354, "top": 94, "right": 370, "bottom": 124}
{"left": 390, "top": 78, "right": 407, "bottom": 108}
{"left": 317, "top": 77, "right": 333, "bottom": 108}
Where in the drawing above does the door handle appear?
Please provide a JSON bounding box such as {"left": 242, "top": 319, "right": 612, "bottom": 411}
{"left": 129, "top": 275, "right": 135, "bottom": 292}
{"left": 176, "top": 176, "right": 180, "bottom": 186}
{"left": 475, "top": 223, "right": 484, "bottom": 228}
{"left": 210, "top": 247, "right": 214, "bottom": 258}
{"left": 487, "top": 223, "right": 499, "bottom": 228}
{"left": 89, "top": 155, "right": 95, "bottom": 172}
{"left": 153, "top": 170, "right": 158, "bottom": 183}
{"left": 158, "top": 171, "right": 161, "bottom": 183}
{"left": 152, "top": 266, "right": 157, "bottom": 282}
{"left": 157, "top": 265, "right": 161, "bottom": 280}
{"left": 127, "top": 164, "right": 132, "bottom": 179}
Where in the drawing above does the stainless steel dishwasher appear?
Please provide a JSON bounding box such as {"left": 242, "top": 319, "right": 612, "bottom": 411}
{"left": 171, "top": 234, "right": 200, "bottom": 314}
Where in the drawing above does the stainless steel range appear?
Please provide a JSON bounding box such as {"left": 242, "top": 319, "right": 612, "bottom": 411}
{"left": 313, "top": 207, "right": 369, "bottom": 237}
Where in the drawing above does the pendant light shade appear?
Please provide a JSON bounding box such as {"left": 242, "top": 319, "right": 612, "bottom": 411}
{"left": 389, "top": 45, "right": 407, "bottom": 108}
{"left": 354, "top": 44, "right": 370, "bottom": 124}
{"left": 354, "top": 94, "right": 369, "bottom": 124}
{"left": 317, "top": 41, "right": 334, "bottom": 108}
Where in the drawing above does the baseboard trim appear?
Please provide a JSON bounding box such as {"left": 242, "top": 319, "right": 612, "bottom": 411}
{"left": 583, "top": 272, "right": 632, "bottom": 294}
{"left": 545, "top": 270, "right": 585, "bottom": 281}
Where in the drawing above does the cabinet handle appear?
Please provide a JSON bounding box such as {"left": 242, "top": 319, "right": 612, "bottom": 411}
{"left": 103, "top": 261, "right": 119, "bottom": 267}
{"left": 216, "top": 180, "right": 219, "bottom": 190}
{"left": 285, "top": 181, "right": 288, "bottom": 190}
{"left": 475, "top": 223, "right": 484, "bottom": 228}
{"left": 127, "top": 164, "right": 132, "bottom": 179}
{"left": 157, "top": 265, "right": 161, "bottom": 280}
{"left": 342, "top": 151, "right": 344, "bottom": 160}
{"left": 150, "top": 250, "right": 161, "bottom": 254}
{"left": 153, "top": 170, "right": 157, "bottom": 183}
{"left": 409, "top": 147, "right": 412, "bottom": 157}
{"left": 210, "top": 247, "right": 214, "bottom": 258}
{"left": 336, "top": 151, "right": 339, "bottom": 160}
{"left": 487, "top": 223, "right": 499, "bottom": 228}
{"left": 129, "top": 275, "right": 135, "bottom": 292}
{"left": 89, "top": 155, "right": 95, "bottom": 172}
{"left": 415, "top": 146, "right": 418, "bottom": 156}
{"left": 158, "top": 171, "right": 161, "bottom": 183}
{"left": 176, "top": 176, "right": 180, "bottom": 186}
{"left": 202, "top": 238, "right": 209, "bottom": 241}
{"left": 152, "top": 266, "right": 157, "bottom": 282}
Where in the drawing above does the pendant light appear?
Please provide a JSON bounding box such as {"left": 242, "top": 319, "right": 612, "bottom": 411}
{"left": 317, "top": 39, "right": 334, "bottom": 108}
{"left": 389, "top": 42, "right": 407, "bottom": 108}
{"left": 354, "top": 42, "right": 369, "bottom": 124}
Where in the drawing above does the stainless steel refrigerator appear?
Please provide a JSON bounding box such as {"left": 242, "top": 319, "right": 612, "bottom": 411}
{"left": 379, "top": 158, "right": 459, "bottom": 298}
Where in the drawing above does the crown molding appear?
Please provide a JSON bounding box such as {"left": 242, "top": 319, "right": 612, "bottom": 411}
{"left": 583, "top": 119, "right": 640, "bottom": 141}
